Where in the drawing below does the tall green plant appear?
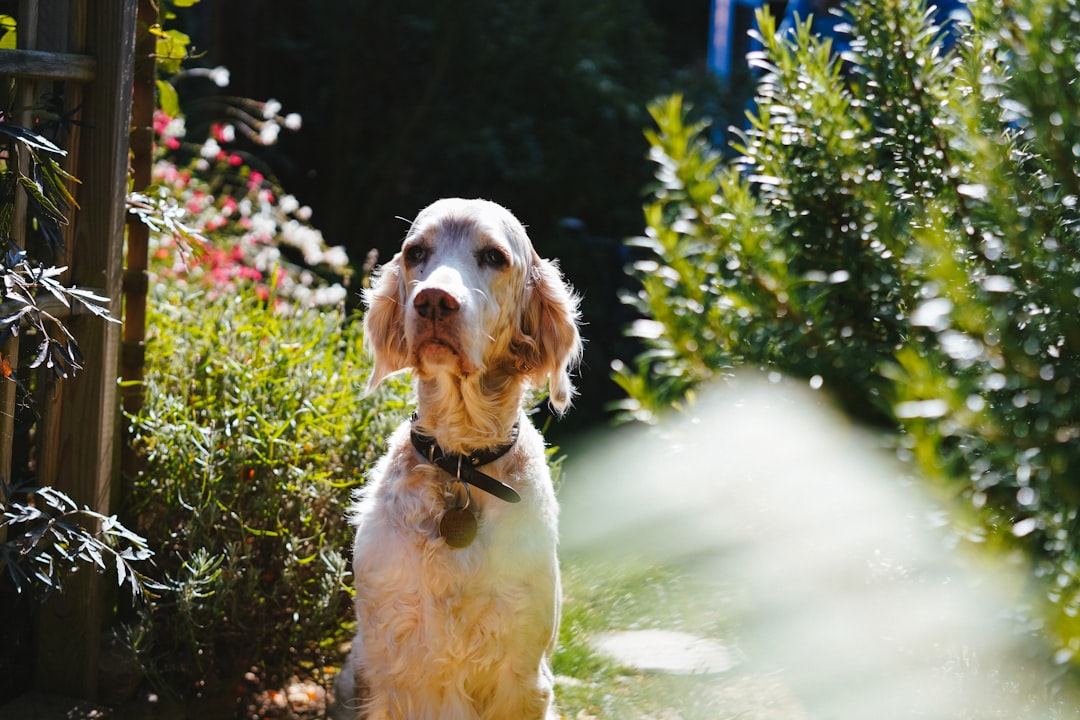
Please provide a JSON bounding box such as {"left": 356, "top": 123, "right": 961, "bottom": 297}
{"left": 620, "top": 0, "right": 1080, "bottom": 665}
{"left": 126, "top": 281, "right": 409, "bottom": 690}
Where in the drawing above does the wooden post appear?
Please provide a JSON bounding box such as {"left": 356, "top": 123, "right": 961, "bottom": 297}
{"left": 0, "top": 0, "right": 40, "bottom": 542}
{"left": 120, "top": 0, "right": 157, "bottom": 482}
{"left": 33, "top": 0, "right": 137, "bottom": 699}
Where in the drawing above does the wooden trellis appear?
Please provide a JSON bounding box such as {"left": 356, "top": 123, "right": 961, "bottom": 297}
{"left": 0, "top": 0, "right": 137, "bottom": 704}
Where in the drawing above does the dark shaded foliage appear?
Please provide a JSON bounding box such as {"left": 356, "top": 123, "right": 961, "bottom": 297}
{"left": 171, "top": 0, "right": 718, "bottom": 433}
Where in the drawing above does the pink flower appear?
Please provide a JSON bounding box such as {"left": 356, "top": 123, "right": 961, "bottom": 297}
{"left": 153, "top": 110, "right": 172, "bottom": 135}
{"left": 248, "top": 171, "right": 265, "bottom": 189}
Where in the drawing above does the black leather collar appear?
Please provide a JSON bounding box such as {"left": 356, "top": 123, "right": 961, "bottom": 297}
{"left": 410, "top": 420, "right": 522, "bottom": 503}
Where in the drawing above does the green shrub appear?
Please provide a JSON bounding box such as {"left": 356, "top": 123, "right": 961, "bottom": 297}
{"left": 126, "top": 280, "right": 409, "bottom": 692}
{"left": 619, "top": 0, "right": 1080, "bottom": 666}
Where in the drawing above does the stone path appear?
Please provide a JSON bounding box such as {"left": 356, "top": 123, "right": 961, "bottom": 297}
{"left": 591, "top": 630, "right": 735, "bottom": 675}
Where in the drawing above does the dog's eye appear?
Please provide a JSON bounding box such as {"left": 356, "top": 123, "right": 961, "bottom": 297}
{"left": 479, "top": 247, "right": 509, "bottom": 269}
{"left": 404, "top": 245, "right": 428, "bottom": 266}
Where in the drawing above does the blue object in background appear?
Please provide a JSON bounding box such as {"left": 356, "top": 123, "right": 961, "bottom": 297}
{"left": 708, "top": 0, "right": 772, "bottom": 83}
{"left": 709, "top": 0, "right": 970, "bottom": 85}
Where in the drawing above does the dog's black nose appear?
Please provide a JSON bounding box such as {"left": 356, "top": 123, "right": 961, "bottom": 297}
{"left": 414, "top": 287, "right": 460, "bottom": 320}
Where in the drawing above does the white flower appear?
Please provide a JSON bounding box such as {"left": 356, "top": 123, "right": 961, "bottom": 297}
{"left": 200, "top": 138, "right": 221, "bottom": 159}
{"left": 280, "top": 219, "right": 327, "bottom": 265}
{"left": 263, "top": 99, "right": 282, "bottom": 119}
{"left": 284, "top": 113, "right": 302, "bottom": 130}
{"left": 322, "top": 246, "right": 350, "bottom": 269}
{"left": 259, "top": 121, "right": 280, "bottom": 145}
{"left": 164, "top": 116, "right": 186, "bottom": 139}
{"left": 313, "top": 284, "right": 347, "bottom": 306}
{"left": 250, "top": 213, "right": 277, "bottom": 241}
{"left": 295, "top": 205, "right": 313, "bottom": 221}
{"left": 220, "top": 124, "right": 236, "bottom": 142}
{"left": 279, "top": 194, "right": 300, "bottom": 215}
{"left": 209, "top": 66, "right": 230, "bottom": 87}
{"left": 252, "top": 246, "right": 281, "bottom": 272}
{"left": 291, "top": 285, "right": 312, "bottom": 303}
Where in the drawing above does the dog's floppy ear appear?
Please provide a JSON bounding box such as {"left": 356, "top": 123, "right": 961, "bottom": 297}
{"left": 517, "top": 257, "right": 583, "bottom": 414}
{"left": 363, "top": 254, "right": 409, "bottom": 392}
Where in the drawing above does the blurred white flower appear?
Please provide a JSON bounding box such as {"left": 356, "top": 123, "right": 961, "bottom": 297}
{"left": 313, "top": 284, "right": 347, "bottom": 306}
{"left": 209, "top": 66, "right": 230, "bottom": 87}
{"left": 252, "top": 246, "right": 281, "bottom": 272}
{"left": 279, "top": 194, "right": 300, "bottom": 215}
{"left": 200, "top": 138, "right": 221, "bottom": 159}
{"left": 250, "top": 214, "right": 277, "bottom": 241}
{"left": 322, "top": 246, "right": 350, "bottom": 269}
{"left": 284, "top": 113, "right": 302, "bottom": 130}
{"left": 259, "top": 121, "right": 281, "bottom": 145}
{"left": 281, "top": 219, "right": 327, "bottom": 265}
{"left": 263, "top": 99, "right": 282, "bottom": 119}
{"left": 291, "top": 285, "right": 312, "bottom": 303}
{"left": 164, "top": 116, "right": 186, "bottom": 139}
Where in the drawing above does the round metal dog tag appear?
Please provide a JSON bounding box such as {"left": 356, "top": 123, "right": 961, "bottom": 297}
{"left": 440, "top": 508, "right": 478, "bottom": 549}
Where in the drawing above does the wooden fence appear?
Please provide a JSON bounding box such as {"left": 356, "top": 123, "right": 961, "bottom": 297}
{"left": 0, "top": 0, "right": 139, "bottom": 704}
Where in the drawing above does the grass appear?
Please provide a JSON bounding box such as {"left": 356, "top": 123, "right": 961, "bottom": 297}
{"left": 553, "top": 555, "right": 767, "bottom": 720}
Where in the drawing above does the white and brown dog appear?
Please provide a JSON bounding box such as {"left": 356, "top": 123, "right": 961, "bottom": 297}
{"left": 334, "top": 198, "right": 582, "bottom": 719}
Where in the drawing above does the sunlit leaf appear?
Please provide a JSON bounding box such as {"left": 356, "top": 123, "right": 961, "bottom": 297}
{"left": 157, "top": 79, "right": 180, "bottom": 118}
{"left": 0, "top": 14, "right": 16, "bottom": 50}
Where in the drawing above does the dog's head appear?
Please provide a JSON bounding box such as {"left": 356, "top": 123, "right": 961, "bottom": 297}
{"left": 363, "top": 198, "right": 582, "bottom": 413}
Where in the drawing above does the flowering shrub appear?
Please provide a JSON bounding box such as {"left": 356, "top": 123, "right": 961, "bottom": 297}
{"left": 122, "top": 74, "right": 410, "bottom": 703}
{"left": 136, "top": 95, "right": 352, "bottom": 308}
{"left": 126, "top": 282, "right": 409, "bottom": 698}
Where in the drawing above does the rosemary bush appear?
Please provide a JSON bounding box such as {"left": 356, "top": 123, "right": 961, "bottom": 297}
{"left": 126, "top": 281, "right": 410, "bottom": 691}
